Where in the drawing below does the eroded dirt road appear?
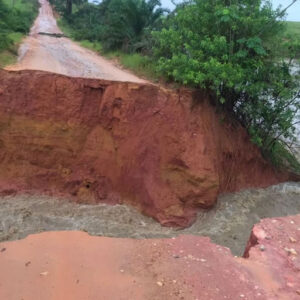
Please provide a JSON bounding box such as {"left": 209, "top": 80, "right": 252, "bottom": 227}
{"left": 1, "top": 182, "right": 299, "bottom": 256}
{"left": 5, "top": 0, "right": 146, "bottom": 82}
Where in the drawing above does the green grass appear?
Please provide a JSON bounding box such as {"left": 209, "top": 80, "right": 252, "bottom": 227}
{"left": 285, "top": 21, "right": 300, "bottom": 37}
{"left": 112, "top": 52, "right": 158, "bottom": 80}
{"left": 268, "top": 140, "right": 300, "bottom": 174}
{"left": 0, "top": 32, "right": 24, "bottom": 67}
{"left": 3, "top": 0, "right": 37, "bottom": 14}
{"left": 0, "top": 50, "right": 17, "bottom": 67}
{"left": 57, "top": 18, "right": 159, "bottom": 81}
{"left": 0, "top": 0, "right": 38, "bottom": 67}
{"left": 7, "top": 31, "right": 23, "bottom": 43}
{"left": 79, "top": 40, "right": 103, "bottom": 53}
{"left": 57, "top": 18, "right": 73, "bottom": 37}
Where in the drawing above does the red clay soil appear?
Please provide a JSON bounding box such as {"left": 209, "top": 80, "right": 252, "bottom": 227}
{"left": 0, "top": 214, "right": 300, "bottom": 300}
{"left": 0, "top": 69, "right": 294, "bottom": 227}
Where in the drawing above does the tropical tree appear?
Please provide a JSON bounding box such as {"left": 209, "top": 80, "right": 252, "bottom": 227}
{"left": 101, "top": 0, "right": 167, "bottom": 52}
{"left": 153, "top": 0, "right": 300, "bottom": 170}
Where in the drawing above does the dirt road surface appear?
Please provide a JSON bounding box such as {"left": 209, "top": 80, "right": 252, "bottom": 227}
{"left": 5, "top": 0, "right": 146, "bottom": 82}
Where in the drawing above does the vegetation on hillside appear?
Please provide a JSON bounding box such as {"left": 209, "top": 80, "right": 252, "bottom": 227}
{"left": 5, "top": 0, "right": 300, "bottom": 172}
{"left": 0, "top": 0, "right": 38, "bottom": 66}
{"left": 285, "top": 21, "right": 300, "bottom": 38}
{"left": 153, "top": 1, "right": 300, "bottom": 168}
{"left": 52, "top": 0, "right": 300, "bottom": 172}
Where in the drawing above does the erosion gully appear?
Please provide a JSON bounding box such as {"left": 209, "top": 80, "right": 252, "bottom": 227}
{"left": 1, "top": 0, "right": 299, "bottom": 257}
{"left": 1, "top": 182, "right": 299, "bottom": 256}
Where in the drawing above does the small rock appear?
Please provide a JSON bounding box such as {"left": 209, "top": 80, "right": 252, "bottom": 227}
{"left": 240, "top": 294, "right": 245, "bottom": 298}
{"left": 40, "top": 271, "right": 49, "bottom": 276}
{"left": 284, "top": 247, "right": 298, "bottom": 256}
{"left": 25, "top": 261, "right": 31, "bottom": 267}
{"left": 172, "top": 280, "right": 177, "bottom": 284}
{"left": 8, "top": 227, "right": 17, "bottom": 235}
{"left": 200, "top": 259, "right": 207, "bottom": 263}
{"left": 259, "top": 245, "right": 265, "bottom": 252}
{"left": 290, "top": 221, "right": 295, "bottom": 224}
{"left": 157, "top": 281, "right": 163, "bottom": 287}
{"left": 120, "top": 269, "right": 124, "bottom": 273}
{"left": 289, "top": 237, "right": 297, "bottom": 243}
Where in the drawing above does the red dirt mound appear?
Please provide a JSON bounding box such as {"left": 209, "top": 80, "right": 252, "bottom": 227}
{"left": 0, "top": 69, "right": 292, "bottom": 226}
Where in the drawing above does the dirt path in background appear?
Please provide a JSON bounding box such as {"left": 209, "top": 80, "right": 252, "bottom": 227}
{"left": 4, "top": 0, "right": 146, "bottom": 82}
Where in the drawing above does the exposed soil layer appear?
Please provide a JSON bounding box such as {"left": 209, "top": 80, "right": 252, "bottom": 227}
{"left": 1, "top": 214, "right": 300, "bottom": 300}
{"left": 0, "top": 69, "right": 294, "bottom": 227}
{"left": 5, "top": 0, "right": 146, "bottom": 83}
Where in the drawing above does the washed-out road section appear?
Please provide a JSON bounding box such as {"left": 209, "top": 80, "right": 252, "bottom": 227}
{"left": 1, "top": 214, "right": 300, "bottom": 299}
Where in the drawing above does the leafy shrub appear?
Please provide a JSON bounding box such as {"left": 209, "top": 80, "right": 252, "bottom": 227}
{"left": 54, "top": 0, "right": 167, "bottom": 53}
{"left": 153, "top": 0, "right": 300, "bottom": 169}
{"left": 0, "top": 0, "right": 38, "bottom": 43}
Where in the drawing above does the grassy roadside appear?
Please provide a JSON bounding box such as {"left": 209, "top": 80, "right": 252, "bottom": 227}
{"left": 285, "top": 21, "right": 300, "bottom": 37}
{"left": 58, "top": 19, "right": 300, "bottom": 84}
{"left": 0, "top": 0, "right": 38, "bottom": 67}
{"left": 57, "top": 18, "right": 159, "bottom": 81}
{"left": 0, "top": 32, "right": 24, "bottom": 67}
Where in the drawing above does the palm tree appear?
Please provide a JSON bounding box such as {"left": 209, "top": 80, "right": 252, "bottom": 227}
{"left": 102, "top": 0, "right": 168, "bottom": 52}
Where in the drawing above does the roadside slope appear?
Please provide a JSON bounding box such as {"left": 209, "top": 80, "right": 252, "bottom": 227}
{"left": 0, "top": 69, "right": 293, "bottom": 227}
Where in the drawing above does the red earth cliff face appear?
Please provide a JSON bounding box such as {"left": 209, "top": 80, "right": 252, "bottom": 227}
{"left": 0, "top": 70, "right": 292, "bottom": 226}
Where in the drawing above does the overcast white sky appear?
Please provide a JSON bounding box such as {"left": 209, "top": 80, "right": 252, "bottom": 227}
{"left": 160, "top": 0, "right": 300, "bottom": 21}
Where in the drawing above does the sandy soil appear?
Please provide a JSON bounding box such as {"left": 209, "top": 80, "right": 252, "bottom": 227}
{"left": 4, "top": 0, "right": 146, "bottom": 82}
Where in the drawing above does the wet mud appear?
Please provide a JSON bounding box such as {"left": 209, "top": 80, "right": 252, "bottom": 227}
{"left": 1, "top": 182, "right": 299, "bottom": 255}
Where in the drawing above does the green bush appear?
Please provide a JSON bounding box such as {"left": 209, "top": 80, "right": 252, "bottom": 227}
{"left": 0, "top": 33, "right": 12, "bottom": 51}
{"left": 0, "top": 0, "right": 38, "bottom": 65}
{"left": 53, "top": 0, "right": 167, "bottom": 53}
{"left": 153, "top": 0, "right": 300, "bottom": 170}
{"left": 51, "top": 0, "right": 300, "bottom": 171}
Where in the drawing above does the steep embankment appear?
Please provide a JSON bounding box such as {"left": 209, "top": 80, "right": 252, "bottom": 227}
{"left": 0, "top": 69, "right": 292, "bottom": 227}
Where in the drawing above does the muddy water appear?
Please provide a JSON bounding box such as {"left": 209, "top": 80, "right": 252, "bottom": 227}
{"left": 1, "top": 182, "right": 299, "bottom": 255}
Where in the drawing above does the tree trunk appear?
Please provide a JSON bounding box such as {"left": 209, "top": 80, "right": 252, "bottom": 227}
{"left": 66, "top": 0, "right": 72, "bottom": 16}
